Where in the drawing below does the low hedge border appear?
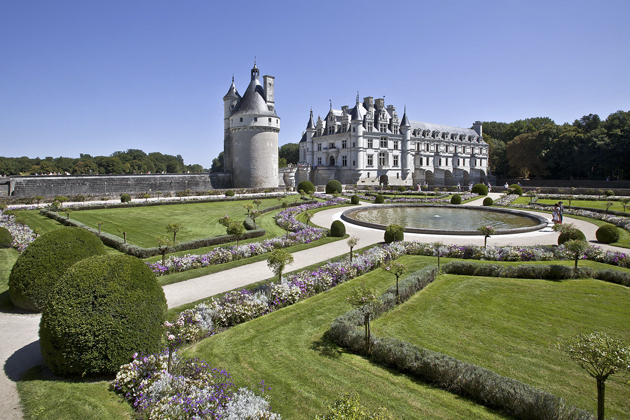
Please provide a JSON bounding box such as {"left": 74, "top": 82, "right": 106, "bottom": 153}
{"left": 40, "top": 200, "right": 319, "bottom": 258}
{"left": 329, "top": 265, "right": 594, "bottom": 420}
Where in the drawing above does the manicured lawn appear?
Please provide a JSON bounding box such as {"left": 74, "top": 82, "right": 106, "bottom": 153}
{"left": 0, "top": 247, "right": 19, "bottom": 311}
{"left": 184, "top": 255, "right": 508, "bottom": 419}
{"left": 371, "top": 270, "right": 630, "bottom": 419}
{"left": 69, "top": 197, "right": 298, "bottom": 248}
{"left": 17, "top": 366, "right": 134, "bottom": 420}
{"left": 514, "top": 197, "right": 629, "bottom": 212}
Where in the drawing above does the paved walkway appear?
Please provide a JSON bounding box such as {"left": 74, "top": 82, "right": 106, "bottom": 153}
{"left": 1, "top": 193, "right": 626, "bottom": 419}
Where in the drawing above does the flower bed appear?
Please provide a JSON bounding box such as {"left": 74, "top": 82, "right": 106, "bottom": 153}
{"left": 0, "top": 212, "right": 36, "bottom": 252}
{"left": 147, "top": 195, "right": 349, "bottom": 276}
{"left": 493, "top": 194, "right": 520, "bottom": 206}
{"left": 512, "top": 203, "right": 630, "bottom": 233}
{"left": 348, "top": 192, "right": 477, "bottom": 204}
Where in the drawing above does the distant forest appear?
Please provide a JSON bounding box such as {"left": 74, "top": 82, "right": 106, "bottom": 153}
{"left": 0, "top": 149, "right": 205, "bottom": 176}
{"left": 482, "top": 110, "right": 630, "bottom": 180}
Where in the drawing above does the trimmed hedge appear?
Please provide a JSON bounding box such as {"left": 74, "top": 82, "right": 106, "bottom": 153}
{"left": 39, "top": 254, "right": 167, "bottom": 376}
{"left": 325, "top": 180, "right": 342, "bottom": 194}
{"left": 350, "top": 195, "right": 360, "bottom": 205}
{"left": 330, "top": 220, "right": 346, "bottom": 237}
{"left": 297, "top": 180, "right": 315, "bottom": 194}
{"left": 0, "top": 226, "right": 12, "bottom": 248}
{"left": 120, "top": 193, "right": 131, "bottom": 203}
{"left": 9, "top": 227, "right": 107, "bottom": 311}
{"left": 384, "top": 225, "right": 404, "bottom": 243}
{"left": 329, "top": 265, "right": 594, "bottom": 420}
{"left": 483, "top": 197, "right": 494, "bottom": 206}
{"left": 508, "top": 184, "right": 523, "bottom": 196}
{"left": 558, "top": 229, "right": 586, "bottom": 245}
{"left": 471, "top": 183, "right": 488, "bottom": 195}
{"left": 374, "top": 194, "right": 385, "bottom": 204}
{"left": 450, "top": 194, "right": 462, "bottom": 205}
{"left": 225, "top": 190, "right": 235, "bottom": 197}
{"left": 595, "top": 224, "right": 619, "bottom": 244}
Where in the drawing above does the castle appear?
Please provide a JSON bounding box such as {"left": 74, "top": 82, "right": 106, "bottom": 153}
{"left": 222, "top": 63, "right": 280, "bottom": 188}
{"left": 297, "top": 95, "right": 489, "bottom": 187}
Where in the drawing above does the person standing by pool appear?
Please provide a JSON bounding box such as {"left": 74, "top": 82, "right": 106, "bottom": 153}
{"left": 552, "top": 204, "right": 560, "bottom": 224}
{"left": 558, "top": 201, "right": 564, "bottom": 223}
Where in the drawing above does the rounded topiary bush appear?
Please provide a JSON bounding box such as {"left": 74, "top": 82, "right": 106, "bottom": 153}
{"left": 0, "top": 226, "right": 12, "bottom": 248}
{"left": 9, "top": 227, "right": 107, "bottom": 311}
{"left": 120, "top": 193, "right": 131, "bottom": 203}
{"left": 398, "top": 186, "right": 406, "bottom": 192}
{"left": 374, "top": 194, "right": 385, "bottom": 204}
{"left": 558, "top": 229, "right": 586, "bottom": 245}
{"left": 596, "top": 224, "right": 620, "bottom": 244}
{"left": 605, "top": 190, "right": 615, "bottom": 197}
{"left": 351, "top": 195, "right": 360, "bottom": 205}
{"left": 483, "top": 197, "right": 494, "bottom": 206}
{"left": 330, "top": 220, "right": 346, "bottom": 237}
{"left": 384, "top": 225, "right": 404, "bottom": 243}
{"left": 450, "top": 194, "right": 462, "bottom": 204}
{"left": 325, "top": 180, "right": 342, "bottom": 194}
{"left": 297, "top": 180, "right": 315, "bottom": 194}
{"left": 508, "top": 184, "right": 523, "bottom": 196}
{"left": 225, "top": 190, "right": 235, "bottom": 197}
{"left": 40, "top": 254, "right": 167, "bottom": 376}
{"left": 471, "top": 183, "right": 488, "bottom": 196}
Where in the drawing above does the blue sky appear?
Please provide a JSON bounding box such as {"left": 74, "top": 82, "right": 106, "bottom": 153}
{"left": 1, "top": 0, "right": 628, "bottom": 169}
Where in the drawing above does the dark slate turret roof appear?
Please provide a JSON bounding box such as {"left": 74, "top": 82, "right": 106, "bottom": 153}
{"left": 401, "top": 109, "right": 410, "bottom": 127}
{"left": 231, "top": 77, "right": 277, "bottom": 117}
{"left": 350, "top": 103, "right": 365, "bottom": 121}
{"left": 223, "top": 79, "right": 240, "bottom": 100}
{"left": 306, "top": 109, "right": 315, "bottom": 129}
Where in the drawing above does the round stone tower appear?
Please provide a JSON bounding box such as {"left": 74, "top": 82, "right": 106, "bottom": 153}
{"left": 224, "top": 64, "right": 280, "bottom": 188}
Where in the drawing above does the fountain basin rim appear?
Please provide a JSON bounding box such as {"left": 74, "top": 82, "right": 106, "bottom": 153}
{"left": 341, "top": 204, "right": 549, "bottom": 235}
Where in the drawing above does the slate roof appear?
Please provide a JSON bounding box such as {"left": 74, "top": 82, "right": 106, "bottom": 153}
{"left": 231, "top": 78, "right": 277, "bottom": 117}
{"left": 409, "top": 121, "right": 479, "bottom": 138}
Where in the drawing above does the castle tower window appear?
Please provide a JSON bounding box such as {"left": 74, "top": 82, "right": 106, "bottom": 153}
{"left": 240, "top": 118, "right": 243, "bottom": 122}
{"left": 268, "top": 118, "right": 272, "bottom": 122}
{"left": 254, "top": 117, "right": 258, "bottom": 122}
{"left": 393, "top": 155, "right": 399, "bottom": 167}
{"left": 342, "top": 156, "right": 347, "bottom": 166}
{"left": 342, "top": 140, "right": 347, "bottom": 149}
{"left": 352, "top": 127, "right": 356, "bottom": 133}
{"left": 353, "top": 160, "right": 356, "bottom": 166}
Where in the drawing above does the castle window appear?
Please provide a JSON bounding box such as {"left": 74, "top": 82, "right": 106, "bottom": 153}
{"left": 380, "top": 137, "right": 387, "bottom": 148}
{"left": 438, "top": 158, "right": 442, "bottom": 166}
{"left": 367, "top": 139, "right": 373, "bottom": 149}
{"left": 317, "top": 143, "right": 322, "bottom": 151}
{"left": 353, "top": 142, "right": 355, "bottom": 147}
{"left": 342, "top": 140, "right": 347, "bottom": 149}
{"left": 457, "top": 159, "right": 460, "bottom": 166}
{"left": 342, "top": 156, "right": 347, "bottom": 166}
{"left": 268, "top": 118, "right": 272, "bottom": 122}
{"left": 353, "top": 160, "right": 356, "bottom": 166}
{"left": 425, "top": 143, "right": 429, "bottom": 152}
{"left": 379, "top": 152, "right": 386, "bottom": 166}
{"left": 240, "top": 118, "right": 243, "bottom": 122}
{"left": 353, "top": 127, "right": 356, "bottom": 133}
{"left": 367, "top": 154, "right": 374, "bottom": 166}
{"left": 367, "top": 122, "right": 373, "bottom": 132}
{"left": 254, "top": 117, "right": 258, "bottom": 122}
{"left": 397, "top": 172, "right": 399, "bottom": 179}
{"left": 393, "top": 155, "right": 399, "bottom": 167}
{"left": 329, "top": 142, "right": 335, "bottom": 149}
{"left": 393, "top": 141, "right": 398, "bottom": 150}
{"left": 416, "top": 143, "right": 420, "bottom": 151}
{"left": 231, "top": 119, "right": 233, "bottom": 123}
{"left": 317, "top": 157, "right": 322, "bottom": 165}
{"left": 380, "top": 124, "right": 387, "bottom": 132}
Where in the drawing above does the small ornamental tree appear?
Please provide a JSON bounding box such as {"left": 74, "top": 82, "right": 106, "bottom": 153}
{"left": 243, "top": 203, "right": 253, "bottom": 216}
{"left": 557, "top": 332, "right": 630, "bottom": 420}
{"left": 563, "top": 239, "right": 590, "bottom": 274}
{"left": 142, "top": 192, "right": 151, "bottom": 202}
{"left": 166, "top": 222, "right": 182, "bottom": 244}
{"left": 382, "top": 261, "right": 407, "bottom": 303}
{"left": 347, "top": 283, "right": 378, "bottom": 355}
{"left": 33, "top": 227, "right": 42, "bottom": 238}
{"left": 218, "top": 214, "right": 232, "bottom": 227}
{"left": 477, "top": 225, "right": 495, "bottom": 247}
{"left": 621, "top": 197, "right": 630, "bottom": 212}
{"left": 64, "top": 209, "right": 73, "bottom": 219}
{"left": 305, "top": 212, "right": 313, "bottom": 226}
{"left": 156, "top": 191, "right": 162, "bottom": 199}
{"left": 55, "top": 196, "right": 69, "bottom": 208}
{"left": 253, "top": 199, "right": 262, "bottom": 210}
{"left": 347, "top": 237, "right": 359, "bottom": 262}
{"left": 97, "top": 220, "right": 105, "bottom": 235}
{"left": 156, "top": 235, "right": 171, "bottom": 265}
{"left": 34, "top": 196, "right": 44, "bottom": 205}
{"left": 117, "top": 227, "right": 127, "bottom": 244}
{"left": 226, "top": 222, "right": 246, "bottom": 245}
{"left": 605, "top": 201, "right": 614, "bottom": 214}
{"left": 250, "top": 210, "right": 259, "bottom": 227}
{"left": 267, "top": 249, "right": 294, "bottom": 281}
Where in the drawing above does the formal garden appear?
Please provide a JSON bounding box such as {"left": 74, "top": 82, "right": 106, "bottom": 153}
{"left": 1, "top": 184, "right": 630, "bottom": 419}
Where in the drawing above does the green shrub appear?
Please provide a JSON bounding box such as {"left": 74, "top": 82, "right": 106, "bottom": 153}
{"left": 483, "top": 197, "right": 494, "bottom": 206}
{"left": 39, "top": 254, "right": 167, "bottom": 376}
{"left": 471, "top": 183, "right": 488, "bottom": 195}
{"left": 374, "top": 194, "right": 385, "bottom": 204}
{"left": 120, "top": 193, "right": 131, "bottom": 203}
{"left": 384, "top": 224, "right": 404, "bottom": 243}
{"left": 605, "top": 189, "right": 615, "bottom": 197}
{"left": 325, "top": 180, "right": 342, "bottom": 194}
{"left": 330, "top": 220, "right": 346, "bottom": 237}
{"left": 350, "top": 195, "right": 360, "bottom": 205}
{"left": 225, "top": 190, "right": 235, "bottom": 197}
{"left": 450, "top": 194, "right": 462, "bottom": 204}
{"left": 297, "top": 180, "right": 315, "bottom": 194}
{"left": 558, "top": 229, "right": 586, "bottom": 245}
{"left": 9, "top": 227, "right": 107, "bottom": 311}
{"left": 398, "top": 186, "right": 406, "bottom": 192}
{"left": 508, "top": 184, "right": 523, "bottom": 195}
{"left": 0, "top": 226, "right": 12, "bottom": 248}
{"left": 595, "top": 224, "right": 620, "bottom": 244}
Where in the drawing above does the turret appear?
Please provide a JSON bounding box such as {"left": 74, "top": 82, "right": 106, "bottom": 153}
{"left": 473, "top": 121, "right": 483, "bottom": 137}
{"left": 401, "top": 106, "right": 412, "bottom": 177}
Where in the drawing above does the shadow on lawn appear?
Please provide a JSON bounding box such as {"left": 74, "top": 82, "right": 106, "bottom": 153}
{"left": 310, "top": 331, "right": 342, "bottom": 359}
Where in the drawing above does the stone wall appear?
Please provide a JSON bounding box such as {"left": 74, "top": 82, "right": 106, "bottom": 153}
{"left": 8, "top": 173, "right": 218, "bottom": 198}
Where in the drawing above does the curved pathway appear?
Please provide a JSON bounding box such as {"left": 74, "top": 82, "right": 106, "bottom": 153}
{"left": 1, "top": 193, "right": 627, "bottom": 419}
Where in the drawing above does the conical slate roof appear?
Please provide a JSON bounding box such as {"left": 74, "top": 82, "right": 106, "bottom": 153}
{"left": 223, "top": 78, "right": 240, "bottom": 100}
{"left": 231, "top": 77, "right": 277, "bottom": 117}
{"left": 401, "top": 109, "right": 410, "bottom": 127}
{"left": 306, "top": 109, "right": 315, "bottom": 129}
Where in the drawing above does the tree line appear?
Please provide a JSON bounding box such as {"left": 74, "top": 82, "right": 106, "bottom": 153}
{"left": 482, "top": 110, "right": 630, "bottom": 180}
{"left": 0, "top": 149, "right": 205, "bottom": 176}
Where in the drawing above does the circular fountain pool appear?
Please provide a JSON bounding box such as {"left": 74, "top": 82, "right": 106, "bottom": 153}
{"left": 341, "top": 204, "right": 548, "bottom": 235}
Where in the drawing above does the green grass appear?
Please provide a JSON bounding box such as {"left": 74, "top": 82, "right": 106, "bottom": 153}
{"left": 514, "top": 197, "right": 629, "bottom": 212}
{"left": 17, "top": 366, "right": 133, "bottom": 420}
{"left": 371, "top": 267, "right": 630, "bottom": 419}
{"left": 0, "top": 247, "right": 19, "bottom": 311}
{"left": 183, "top": 255, "right": 508, "bottom": 419}
{"left": 69, "top": 197, "right": 296, "bottom": 248}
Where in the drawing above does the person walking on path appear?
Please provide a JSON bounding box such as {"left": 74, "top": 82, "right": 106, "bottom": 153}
{"left": 558, "top": 201, "right": 564, "bottom": 223}
{"left": 552, "top": 204, "right": 560, "bottom": 224}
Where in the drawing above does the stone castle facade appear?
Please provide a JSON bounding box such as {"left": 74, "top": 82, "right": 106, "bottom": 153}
{"left": 297, "top": 95, "right": 489, "bottom": 187}
{"left": 222, "top": 64, "right": 280, "bottom": 188}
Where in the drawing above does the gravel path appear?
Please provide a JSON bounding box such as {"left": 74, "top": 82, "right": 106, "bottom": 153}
{"left": 1, "top": 193, "right": 626, "bottom": 419}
